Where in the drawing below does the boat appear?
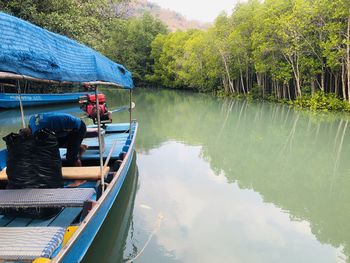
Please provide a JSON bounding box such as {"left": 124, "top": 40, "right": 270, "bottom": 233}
{"left": 0, "top": 12, "right": 137, "bottom": 263}
{"left": 0, "top": 92, "right": 92, "bottom": 109}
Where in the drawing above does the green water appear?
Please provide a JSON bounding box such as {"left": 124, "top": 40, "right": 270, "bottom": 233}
{"left": 1, "top": 89, "right": 350, "bottom": 262}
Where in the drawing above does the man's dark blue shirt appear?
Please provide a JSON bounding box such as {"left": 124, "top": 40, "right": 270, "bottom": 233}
{"left": 29, "top": 113, "right": 81, "bottom": 136}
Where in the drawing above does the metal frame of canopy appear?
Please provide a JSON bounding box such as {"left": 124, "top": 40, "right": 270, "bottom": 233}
{"left": 0, "top": 71, "right": 134, "bottom": 193}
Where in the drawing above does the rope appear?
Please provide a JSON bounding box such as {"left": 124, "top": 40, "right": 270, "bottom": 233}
{"left": 126, "top": 213, "right": 164, "bottom": 263}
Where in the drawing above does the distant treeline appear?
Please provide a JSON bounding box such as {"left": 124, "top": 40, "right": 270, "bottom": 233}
{"left": 2, "top": 0, "right": 350, "bottom": 110}
{"left": 147, "top": 0, "right": 350, "bottom": 109}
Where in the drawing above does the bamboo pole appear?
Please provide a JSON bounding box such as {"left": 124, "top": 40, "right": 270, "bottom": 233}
{"left": 95, "top": 86, "right": 105, "bottom": 192}
{"left": 129, "top": 89, "right": 132, "bottom": 128}
{"left": 103, "top": 141, "right": 117, "bottom": 171}
{"left": 0, "top": 72, "right": 125, "bottom": 88}
{"left": 17, "top": 80, "right": 26, "bottom": 129}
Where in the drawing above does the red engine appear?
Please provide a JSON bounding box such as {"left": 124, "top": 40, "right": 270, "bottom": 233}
{"left": 85, "top": 94, "right": 106, "bottom": 103}
{"left": 79, "top": 94, "right": 112, "bottom": 124}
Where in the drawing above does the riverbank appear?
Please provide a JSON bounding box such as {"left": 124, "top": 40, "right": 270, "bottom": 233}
{"left": 217, "top": 90, "right": 350, "bottom": 113}
{"left": 138, "top": 86, "right": 350, "bottom": 112}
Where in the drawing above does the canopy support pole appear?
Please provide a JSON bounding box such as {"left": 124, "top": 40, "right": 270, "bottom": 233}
{"left": 95, "top": 86, "right": 105, "bottom": 192}
{"left": 17, "top": 80, "right": 25, "bottom": 129}
{"left": 129, "top": 89, "right": 132, "bottom": 129}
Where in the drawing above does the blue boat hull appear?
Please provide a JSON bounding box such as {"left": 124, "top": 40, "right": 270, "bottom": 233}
{"left": 52, "top": 121, "right": 138, "bottom": 262}
{"left": 0, "top": 92, "right": 89, "bottom": 108}
{"left": 59, "top": 150, "right": 134, "bottom": 262}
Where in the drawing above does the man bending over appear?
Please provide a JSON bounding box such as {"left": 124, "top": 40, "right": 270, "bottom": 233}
{"left": 28, "top": 113, "right": 87, "bottom": 166}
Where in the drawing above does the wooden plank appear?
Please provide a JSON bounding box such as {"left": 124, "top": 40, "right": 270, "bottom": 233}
{"left": 0, "top": 166, "right": 110, "bottom": 181}
{"left": 0, "top": 168, "right": 6, "bottom": 181}
{"left": 49, "top": 207, "right": 82, "bottom": 227}
{"left": 61, "top": 166, "right": 110, "bottom": 180}
{"left": 0, "top": 215, "right": 14, "bottom": 226}
{"left": 7, "top": 217, "right": 32, "bottom": 227}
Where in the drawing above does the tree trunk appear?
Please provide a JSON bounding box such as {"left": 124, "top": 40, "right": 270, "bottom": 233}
{"left": 263, "top": 74, "right": 266, "bottom": 98}
{"left": 311, "top": 80, "right": 315, "bottom": 96}
{"left": 277, "top": 82, "right": 281, "bottom": 99}
{"left": 257, "top": 73, "right": 261, "bottom": 87}
{"left": 222, "top": 75, "right": 229, "bottom": 93}
{"left": 287, "top": 83, "right": 291, "bottom": 100}
{"left": 238, "top": 57, "right": 246, "bottom": 95}
{"left": 284, "top": 53, "right": 302, "bottom": 97}
{"left": 219, "top": 50, "right": 235, "bottom": 93}
{"left": 246, "top": 66, "right": 249, "bottom": 92}
{"left": 240, "top": 68, "right": 246, "bottom": 95}
{"left": 237, "top": 79, "right": 240, "bottom": 94}
{"left": 293, "top": 79, "right": 298, "bottom": 100}
{"left": 295, "top": 55, "right": 302, "bottom": 97}
{"left": 335, "top": 72, "right": 339, "bottom": 96}
{"left": 342, "top": 62, "right": 347, "bottom": 101}
{"left": 321, "top": 70, "right": 325, "bottom": 92}
{"left": 347, "top": 13, "right": 350, "bottom": 102}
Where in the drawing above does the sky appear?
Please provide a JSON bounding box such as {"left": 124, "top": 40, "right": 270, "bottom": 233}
{"left": 149, "top": 0, "right": 240, "bottom": 23}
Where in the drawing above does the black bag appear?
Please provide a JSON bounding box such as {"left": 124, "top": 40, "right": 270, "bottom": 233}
{"left": 3, "top": 132, "right": 36, "bottom": 189}
{"left": 1, "top": 129, "right": 63, "bottom": 218}
{"left": 34, "top": 129, "right": 63, "bottom": 189}
{"left": 3, "top": 129, "right": 63, "bottom": 189}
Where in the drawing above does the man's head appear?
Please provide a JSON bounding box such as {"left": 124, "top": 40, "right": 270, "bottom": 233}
{"left": 19, "top": 127, "right": 32, "bottom": 137}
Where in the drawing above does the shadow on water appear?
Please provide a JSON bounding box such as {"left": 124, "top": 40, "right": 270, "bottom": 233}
{"left": 82, "top": 153, "right": 139, "bottom": 263}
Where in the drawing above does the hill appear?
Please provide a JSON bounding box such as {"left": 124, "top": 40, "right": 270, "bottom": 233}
{"left": 114, "top": 0, "right": 209, "bottom": 31}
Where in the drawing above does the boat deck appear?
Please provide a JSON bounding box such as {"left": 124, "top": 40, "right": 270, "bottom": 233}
{"left": 60, "top": 123, "right": 131, "bottom": 161}
{"left": 0, "top": 207, "right": 83, "bottom": 228}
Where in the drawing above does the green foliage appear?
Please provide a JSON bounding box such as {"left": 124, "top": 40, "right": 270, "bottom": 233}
{"left": 250, "top": 84, "right": 263, "bottom": 99}
{"left": 147, "top": 0, "right": 350, "bottom": 112}
{"left": 0, "top": 0, "right": 114, "bottom": 49}
{"left": 294, "top": 92, "right": 350, "bottom": 112}
{"left": 105, "top": 13, "right": 168, "bottom": 86}
{"left": 148, "top": 31, "right": 196, "bottom": 89}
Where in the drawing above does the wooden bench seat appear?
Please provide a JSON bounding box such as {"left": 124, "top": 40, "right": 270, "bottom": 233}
{"left": 0, "top": 166, "right": 110, "bottom": 181}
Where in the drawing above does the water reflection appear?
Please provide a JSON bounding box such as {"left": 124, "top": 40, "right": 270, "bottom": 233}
{"left": 130, "top": 89, "right": 350, "bottom": 262}
{"left": 133, "top": 143, "right": 345, "bottom": 262}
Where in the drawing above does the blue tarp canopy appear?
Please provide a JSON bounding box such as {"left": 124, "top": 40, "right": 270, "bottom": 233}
{"left": 0, "top": 12, "right": 134, "bottom": 89}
